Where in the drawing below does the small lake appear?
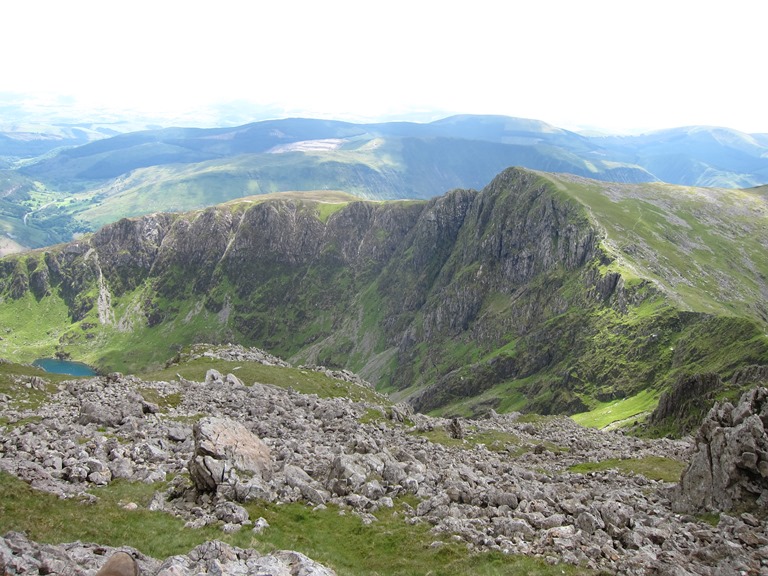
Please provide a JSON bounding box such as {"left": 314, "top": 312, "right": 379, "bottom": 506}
{"left": 33, "top": 358, "right": 98, "bottom": 377}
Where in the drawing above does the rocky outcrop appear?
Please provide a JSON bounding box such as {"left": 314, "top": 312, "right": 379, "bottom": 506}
{"left": 173, "top": 343, "right": 291, "bottom": 368}
{"left": 732, "top": 365, "right": 768, "bottom": 388}
{"left": 674, "top": 387, "right": 768, "bottom": 514}
{"left": 648, "top": 372, "right": 724, "bottom": 434}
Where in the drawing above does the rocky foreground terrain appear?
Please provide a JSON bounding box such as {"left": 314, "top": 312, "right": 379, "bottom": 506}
{"left": 1, "top": 346, "right": 767, "bottom": 575}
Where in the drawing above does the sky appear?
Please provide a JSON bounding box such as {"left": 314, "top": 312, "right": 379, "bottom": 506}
{"left": 3, "top": 0, "right": 766, "bottom": 134}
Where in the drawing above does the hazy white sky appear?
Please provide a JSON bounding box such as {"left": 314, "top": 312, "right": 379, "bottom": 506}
{"left": 3, "top": 0, "right": 765, "bottom": 133}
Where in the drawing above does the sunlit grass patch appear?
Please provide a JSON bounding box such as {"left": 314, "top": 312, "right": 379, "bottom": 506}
{"left": 570, "top": 389, "right": 659, "bottom": 429}
{"left": 245, "top": 500, "right": 596, "bottom": 576}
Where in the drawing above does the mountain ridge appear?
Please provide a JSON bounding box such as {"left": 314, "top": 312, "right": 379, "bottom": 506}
{"left": 1, "top": 167, "right": 766, "bottom": 432}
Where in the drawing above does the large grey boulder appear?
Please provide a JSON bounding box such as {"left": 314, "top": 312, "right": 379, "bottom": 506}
{"left": 674, "top": 387, "right": 768, "bottom": 513}
{"left": 188, "top": 417, "right": 273, "bottom": 502}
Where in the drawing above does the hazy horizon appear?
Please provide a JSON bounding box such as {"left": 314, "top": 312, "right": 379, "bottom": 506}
{"left": 3, "top": 1, "right": 765, "bottom": 135}
{"left": 4, "top": 90, "right": 767, "bottom": 138}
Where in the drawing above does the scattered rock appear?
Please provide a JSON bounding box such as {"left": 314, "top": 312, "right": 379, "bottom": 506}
{"left": 0, "top": 531, "right": 337, "bottom": 576}
{"left": 1, "top": 347, "right": 766, "bottom": 575}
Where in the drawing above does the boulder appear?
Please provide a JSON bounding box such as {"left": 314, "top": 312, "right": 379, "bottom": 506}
{"left": 326, "top": 454, "right": 367, "bottom": 496}
{"left": 188, "top": 417, "right": 273, "bottom": 502}
{"left": 214, "top": 501, "right": 250, "bottom": 525}
{"left": 95, "top": 551, "right": 138, "bottom": 576}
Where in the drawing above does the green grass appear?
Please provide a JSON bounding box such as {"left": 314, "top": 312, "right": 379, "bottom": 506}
{"left": 357, "top": 406, "right": 414, "bottom": 427}
{"left": 0, "top": 473, "right": 596, "bottom": 575}
{"left": 568, "top": 456, "right": 685, "bottom": 483}
{"left": 138, "top": 387, "right": 182, "bottom": 410}
{"left": 697, "top": 512, "right": 721, "bottom": 527}
{"left": 0, "top": 474, "right": 235, "bottom": 558}
{"left": 246, "top": 500, "right": 596, "bottom": 576}
{"left": 315, "top": 202, "right": 350, "bottom": 223}
{"left": 570, "top": 389, "right": 660, "bottom": 429}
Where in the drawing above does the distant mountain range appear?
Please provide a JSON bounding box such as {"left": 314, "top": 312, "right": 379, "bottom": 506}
{"left": 1, "top": 114, "right": 767, "bottom": 253}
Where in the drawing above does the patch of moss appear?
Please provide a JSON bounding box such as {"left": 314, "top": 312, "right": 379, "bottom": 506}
{"left": 138, "top": 387, "right": 182, "bottom": 411}
{"left": 571, "top": 389, "right": 660, "bottom": 429}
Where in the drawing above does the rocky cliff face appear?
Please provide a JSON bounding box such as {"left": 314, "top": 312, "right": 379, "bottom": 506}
{"left": 1, "top": 167, "right": 766, "bottom": 416}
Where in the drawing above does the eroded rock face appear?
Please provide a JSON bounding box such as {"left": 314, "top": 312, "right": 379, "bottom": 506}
{"left": 189, "top": 416, "right": 273, "bottom": 502}
{"left": 675, "top": 387, "right": 768, "bottom": 513}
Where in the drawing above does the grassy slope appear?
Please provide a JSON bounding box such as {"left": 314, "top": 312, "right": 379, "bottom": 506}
{"left": 0, "top": 473, "right": 593, "bottom": 576}
{"left": 544, "top": 173, "right": 768, "bottom": 320}
{"left": 541, "top": 172, "right": 768, "bottom": 427}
